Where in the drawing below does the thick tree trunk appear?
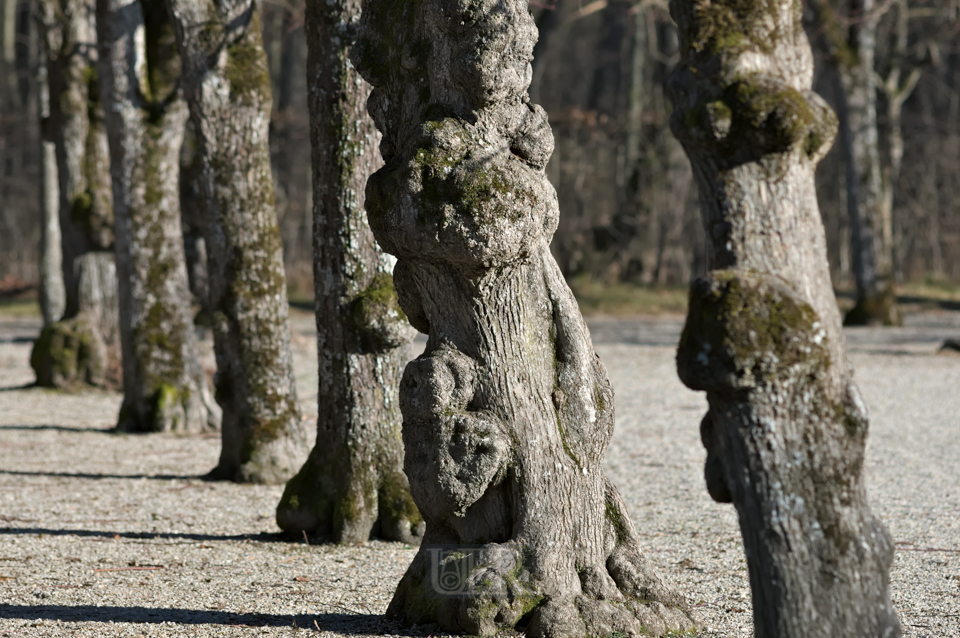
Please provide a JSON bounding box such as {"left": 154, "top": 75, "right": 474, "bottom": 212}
{"left": 818, "top": 0, "right": 900, "bottom": 325}
{"left": 275, "top": 0, "right": 421, "bottom": 544}
{"left": 97, "top": 0, "right": 218, "bottom": 433}
{"left": 33, "top": 0, "right": 119, "bottom": 388}
{"left": 351, "top": 1, "right": 694, "bottom": 635}
{"left": 166, "top": 0, "right": 307, "bottom": 483}
{"left": 37, "top": 39, "right": 65, "bottom": 326}
{"left": 668, "top": 1, "right": 900, "bottom": 636}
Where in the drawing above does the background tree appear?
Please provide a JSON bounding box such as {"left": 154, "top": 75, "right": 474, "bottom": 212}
{"left": 31, "top": 0, "right": 119, "bottom": 389}
{"left": 351, "top": 0, "right": 695, "bottom": 635}
{"left": 812, "top": 0, "right": 901, "bottom": 325}
{"left": 165, "top": 0, "right": 307, "bottom": 483}
{"left": 668, "top": 0, "right": 900, "bottom": 635}
{"left": 274, "top": 0, "right": 421, "bottom": 544}
{"left": 96, "top": 0, "right": 218, "bottom": 432}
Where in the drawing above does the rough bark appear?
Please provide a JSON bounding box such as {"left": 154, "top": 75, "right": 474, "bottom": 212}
{"left": 166, "top": 0, "right": 307, "bottom": 483}
{"left": 33, "top": 0, "right": 119, "bottom": 389}
{"left": 351, "top": 1, "right": 694, "bottom": 635}
{"left": 96, "top": 0, "right": 218, "bottom": 433}
{"left": 275, "top": 0, "right": 421, "bottom": 544}
{"left": 668, "top": 1, "right": 900, "bottom": 637}
{"left": 816, "top": 0, "right": 900, "bottom": 325}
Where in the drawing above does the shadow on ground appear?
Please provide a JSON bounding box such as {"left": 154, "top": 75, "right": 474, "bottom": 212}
{"left": 0, "top": 606, "right": 425, "bottom": 634}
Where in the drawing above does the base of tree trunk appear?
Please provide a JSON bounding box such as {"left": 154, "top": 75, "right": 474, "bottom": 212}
{"left": 30, "top": 312, "right": 107, "bottom": 389}
{"left": 843, "top": 286, "right": 901, "bottom": 326}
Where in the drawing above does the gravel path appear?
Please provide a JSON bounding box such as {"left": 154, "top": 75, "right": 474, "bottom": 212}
{"left": 1, "top": 310, "right": 958, "bottom": 637}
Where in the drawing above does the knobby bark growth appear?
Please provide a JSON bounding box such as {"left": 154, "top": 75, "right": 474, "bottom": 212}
{"left": 668, "top": 0, "right": 900, "bottom": 636}
{"left": 351, "top": 1, "right": 694, "bottom": 635}
{"left": 32, "top": 0, "right": 119, "bottom": 389}
{"left": 275, "top": 0, "right": 421, "bottom": 544}
{"left": 97, "top": 0, "right": 219, "bottom": 433}
{"left": 813, "top": 0, "right": 900, "bottom": 325}
{"left": 166, "top": 0, "right": 307, "bottom": 483}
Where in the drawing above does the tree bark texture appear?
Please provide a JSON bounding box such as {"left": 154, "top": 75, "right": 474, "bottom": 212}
{"left": 668, "top": 1, "right": 900, "bottom": 636}
{"left": 817, "top": 0, "right": 900, "bottom": 325}
{"left": 166, "top": 0, "right": 306, "bottom": 483}
{"left": 96, "top": 0, "right": 219, "bottom": 433}
{"left": 351, "top": 1, "right": 694, "bottom": 635}
{"left": 274, "top": 0, "right": 422, "bottom": 544}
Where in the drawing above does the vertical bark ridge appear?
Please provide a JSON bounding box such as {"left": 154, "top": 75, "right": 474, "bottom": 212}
{"left": 97, "top": 0, "right": 218, "bottom": 433}
{"left": 668, "top": 0, "right": 900, "bottom": 636}
{"left": 352, "top": 1, "right": 694, "bottom": 635}
{"left": 166, "top": 0, "right": 306, "bottom": 483}
{"left": 275, "top": 0, "right": 422, "bottom": 544}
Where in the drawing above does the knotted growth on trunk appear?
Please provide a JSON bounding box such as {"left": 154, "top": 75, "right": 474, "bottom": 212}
{"left": 351, "top": 1, "right": 695, "bottom": 635}
{"left": 667, "top": 0, "right": 901, "bottom": 636}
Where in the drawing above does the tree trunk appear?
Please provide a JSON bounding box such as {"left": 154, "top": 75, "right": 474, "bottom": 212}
{"left": 33, "top": 0, "right": 119, "bottom": 389}
{"left": 274, "top": 0, "right": 421, "bottom": 544}
{"left": 97, "top": 0, "right": 218, "bottom": 433}
{"left": 668, "top": 1, "right": 900, "bottom": 636}
{"left": 818, "top": 0, "right": 900, "bottom": 325}
{"left": 166, "top": 0, "right": 307, "bottom": 483}
{"left": 351, "top": 1, "right": 695, "bottom": 635}
{"left": 37, "top": 35, "right": 65, "bottom": 326}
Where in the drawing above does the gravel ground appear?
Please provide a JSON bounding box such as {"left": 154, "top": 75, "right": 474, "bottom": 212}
{"left": 1, "top": 309, "right": 958, "bottom": 637}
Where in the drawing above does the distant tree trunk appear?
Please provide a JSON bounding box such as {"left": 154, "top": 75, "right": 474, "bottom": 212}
{"left": 33, "top": 0, "right": 118, "bottom": 389}
{"left": 877, "top": 0, "right": 920, "bottom": 282}
{"left": 351, "top": 0, "right": 694, "bottom": 635}
{"left": 37, "top": 37, "right": 65, "bottom": 326}
{"left": 275, "top": 0, "right": 421, "bottom": 544}
{"left": 166, "top": 0, "right": 307, "bottom": 483}
{"left": 669, "top": 0, "right": 900, "bottom": 636}
{"left": 816, "top": 0, "right": 900, "bottom": 325}
{"left": 96, "top": 0, "right": 218, "bottom": 433}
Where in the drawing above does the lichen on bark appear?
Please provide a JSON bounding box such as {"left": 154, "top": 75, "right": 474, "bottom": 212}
{"left": 97, "top": 0, "right": 218, "bottom": 434}
{"left": 275, "top": 0, "right": 421, "bottom": 545}
{"left": 351, "top": 0, "right": 694, "bottom": 635}
{"left": 167, "top": 0, "right": 307, "bottom": 483}
{"left": 668, "top": 0, "right": 900, "bottom": 636}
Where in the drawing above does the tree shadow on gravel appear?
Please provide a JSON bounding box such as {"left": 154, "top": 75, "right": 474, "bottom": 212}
{"left": 0, "top": 423, "right": 113, "bottom": 431}
{"left": 0, "top": 527, "right": 293, "bottom": 544}
{"left": 0, "top": 469, "right": 198, "bottom": 480}
{"left": 0, "top": 605, "right": 433, "bottom": 635}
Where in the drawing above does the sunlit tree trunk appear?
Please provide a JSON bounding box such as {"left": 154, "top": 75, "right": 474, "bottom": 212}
{"left": 166, "top": 0, "right": 307, "bottom": 483}
{"left": 669, "top": 0, "right": 900, "bottom": 635}
{"left": 351, "top": 0, "right": 695, "bottom": 635}
{"left": 97, "top": 0, "right": 218, "bottom": 433}
{"left": 275, "top": 0, "right": 421, "bottom": 544}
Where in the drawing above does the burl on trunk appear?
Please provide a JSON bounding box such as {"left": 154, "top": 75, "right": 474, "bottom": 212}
{"left": 351, "top": 1, "right": 693, "bottom": 636}
{"left": 667, "top": 0, "right": 900, "bottom": 636}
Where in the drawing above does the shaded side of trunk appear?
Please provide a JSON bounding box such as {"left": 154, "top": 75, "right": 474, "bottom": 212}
{"left": 668, "top": 0, "right": 900, "bottom": 636}
{"left": 97, "top": 0, "right": 218, "bottom": 433}
{"left": 352, "top": 1, "right": 695, "bottom": 636}
{"left": 167, "top": 0, "right": 306, "bottom": 483}
{"left": 274, "top": 0, "right": 421, "bottom": 544}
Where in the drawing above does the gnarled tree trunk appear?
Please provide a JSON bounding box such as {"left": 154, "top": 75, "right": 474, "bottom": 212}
{"left": 97, "top": 0, "right": 218, "bottom": 433}
{"left": 351, "top": 1, "right": 694, "bottom": 635}
{"left": 166, "top": 0, "right": 306, "bottom": 483}
{"left": 275, "top": 0, "right": 421, "bottom": 544}
{"left": 668, "top": 0, "right": 900, "bottom": 636}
